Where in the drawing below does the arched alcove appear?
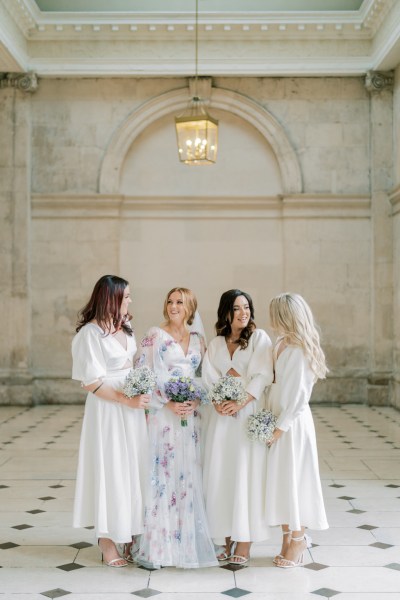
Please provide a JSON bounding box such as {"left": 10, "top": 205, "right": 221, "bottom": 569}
{"left": 119, "top": 108, "right": 283, "bottom": 197}
{"left": 99, "top": 87, "right": 302, "bottom": 194}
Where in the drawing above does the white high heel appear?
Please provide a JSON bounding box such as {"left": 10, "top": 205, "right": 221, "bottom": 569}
{"left": 275, "top": 534, "right": 307, "bottom": 569}
{"left": 273, "top": 530, "right": 291, "bottom": 565}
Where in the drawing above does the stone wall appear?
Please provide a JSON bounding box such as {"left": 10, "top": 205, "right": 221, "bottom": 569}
{"left": 391, "top": 66, "right": 400, "bottom": 410}
{"left": 0, "top": 75, "right": 396, "bottom": 405}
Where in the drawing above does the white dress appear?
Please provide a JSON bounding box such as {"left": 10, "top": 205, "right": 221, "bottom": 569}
{"left": 265, "top": 343, "right": 328, "bottom": 531}
{"left": 202, "top": 329, "right": 274, "bottom": 545}
{"left": 72, "top": 323, "right": 148, "bottom": 543}
{"left": 135, "top": 327, "right": 217, "bottom": 569}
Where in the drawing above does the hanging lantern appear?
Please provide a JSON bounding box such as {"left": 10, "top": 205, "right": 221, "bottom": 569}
{"left": 175, "top": 97, "right": 218, "bottom": 165}
{"left": 174, "top": 0, "right": 219, "bottom": 165}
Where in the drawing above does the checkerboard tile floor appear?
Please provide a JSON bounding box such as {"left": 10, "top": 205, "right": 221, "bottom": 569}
{"left": 0, "top": 404, "right": 400, "bottom": 599}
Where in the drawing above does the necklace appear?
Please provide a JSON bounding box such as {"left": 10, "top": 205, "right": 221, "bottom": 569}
{"left": 170, "top": 329, "right": 188, "bottom": 343}
{"left": 226, "top": 337, "right": 239, "bottom": 344}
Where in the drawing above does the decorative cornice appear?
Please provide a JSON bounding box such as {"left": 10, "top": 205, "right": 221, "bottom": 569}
{"left": 31, "top": 194, "right": 371, "bottom": 220}
{"left": 0, "top": 71, "right": 38, "bottom": 92}
{"left": 365, "top": 69, "right": 394, "bottom": 91}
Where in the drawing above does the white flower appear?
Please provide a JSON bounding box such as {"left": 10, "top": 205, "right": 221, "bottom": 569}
{"left": 208, "top": 375, "right": 248, "bottom": 406}
{"left": 123, "top": 365, "right": 157, "bottom": 398}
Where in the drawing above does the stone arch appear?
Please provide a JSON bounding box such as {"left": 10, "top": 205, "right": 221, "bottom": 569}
{"left": 98, "top": 87, "right": 302, "bottom": 195}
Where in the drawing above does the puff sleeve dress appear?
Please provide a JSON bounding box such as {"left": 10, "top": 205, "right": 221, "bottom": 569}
{"left": 202, "top": 329, "right": 274, "bottom": 545}
{"left": 71, "top": 323, "right": 148, "bottom": 543}
{"left": 265, "top": 344, "right": 328, "bottom": 531}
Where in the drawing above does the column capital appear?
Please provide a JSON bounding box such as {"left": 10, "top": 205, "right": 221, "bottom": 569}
{"left": 365, "top": 70, "right": 394, "bottom": 93}
{"left": 0, "top": 71, "right": 38, "bottom": 93}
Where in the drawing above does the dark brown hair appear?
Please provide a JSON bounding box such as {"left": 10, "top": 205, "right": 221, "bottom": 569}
{"left": 76, "top": 275, "right": 133, "bottom": 336}
{"left": 215, "top": 289, "right": 256, "bottom": 349}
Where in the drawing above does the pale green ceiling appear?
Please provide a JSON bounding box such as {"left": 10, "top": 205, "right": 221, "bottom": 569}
{"left": 34, "top": 0, "right": 364, "bottom": 13}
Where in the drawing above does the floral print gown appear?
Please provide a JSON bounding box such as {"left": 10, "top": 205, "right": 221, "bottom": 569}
{"left": 135, "top": 326, "right": 217, "bottom": 569}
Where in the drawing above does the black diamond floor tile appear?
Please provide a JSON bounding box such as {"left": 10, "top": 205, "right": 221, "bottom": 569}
{"left": 311, "top": 588, "right": 341, "bottom": 598}
{"left": 49, "top": 484, "right": 65, "bottom": 488}
{"left": 384, "top": 563, "right": 400, "bottom": 571}
{"left": 370, "top": 542, "right": 393, "bottom": 549}
{"left": 84, "top": 525, "right": 95, "bottom": 530}
{"left": 386, "top": 484, "right": 400, "bottom": 488}
{"left": 329, "top": 484, "right": 345, "bottom": 488}
{"left": 41, "top": 589, "right": 71, "bottom": 599}
{"left": 138, "top": 564, "right": 159, "bottom": 572}
{"left": 304, "top": 562, "right": 329, "bottom": 571}
{"left": 27, "top": 509, "right": 45, "bottom": 514}
{"left": 338, "top": 496, "right": 355, "bottom": 500}
{"left": 0, "top": 542, "right": 20, "bottom": 549}
{"left": 38, "top": 496, "right": 56, "bottom": 501}
{"left": 0, "top": 485, "right": 9, "bottom": 489}
{"left": 358, "top": 524, "right": 378, "bottom": 530}
{"left": 57, "top": 563, "right": 85, "bottom": 571}
{"left": 131, "top": 589, "right": 162, "bottom": 598}
{"left": 220, "top": 562, "right": 247, "bottom": 571}
{"left": 347, "top": 509, "right": 366, "bottom": 514}
{"left": 222, "top": 588, "right": 251, "bottom": 598}
{"left": 12, "top": 524, "right": 33, "bottom": 530}
{"left": 70, "top": 541, "right": 93, "bottom": 549}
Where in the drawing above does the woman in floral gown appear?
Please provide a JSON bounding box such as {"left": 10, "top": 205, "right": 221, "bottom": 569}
{"left": 135, "top": 287, "right": 217, "bottom": 569}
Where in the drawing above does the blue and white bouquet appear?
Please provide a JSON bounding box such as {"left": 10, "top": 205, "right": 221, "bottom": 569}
{"left": 164, "top": 376, "right": 207, "bottom": 426}
{"left": 247, "top": 409, "right": 277, "bottom": 444}
{"left": 208, "top": 374, "right": 248, "bottom": 410}
{"left": 123, "top": 365, "right": 157, "bottom": 415}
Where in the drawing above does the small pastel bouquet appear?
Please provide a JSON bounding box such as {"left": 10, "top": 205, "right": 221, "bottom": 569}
{"left": 164, "top": 376, "right": 207, "bottom": 426}
{"left": 247, "top": 409, "right": 277, "bottom": 445}
{"left": 208, "top": 374, "right": 248, "bottom": 416}
{"left": 123, "top": 365, "right": 157, "bottom": 415}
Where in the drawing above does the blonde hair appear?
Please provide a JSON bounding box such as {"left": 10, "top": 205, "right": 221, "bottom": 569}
{"left": 163, "top": 287, "right": 197, "bottom": 327}
{"left": 269, "top": 293, "right": 328, "bottom": 380}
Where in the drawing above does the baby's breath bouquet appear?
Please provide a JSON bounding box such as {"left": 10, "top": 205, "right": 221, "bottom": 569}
{"left": 164, "top": 376, "right": 207, "bottom": 426}
{"left": 208, "top": 375, "right": 248, "bottom": 413}
{"left": 123, "top": 365, "right": 156, "bottom": 415}
{"left": 247, "top": 409, "right": 277, "bottom": 445}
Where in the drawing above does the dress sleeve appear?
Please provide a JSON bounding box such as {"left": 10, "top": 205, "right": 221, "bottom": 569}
{"left": 202, "top": 338, "right": 222, "bottom": 391}
{"left": 245, "top": 329, "right": 274, "bottom": 400}
{"left": 276, "top": 347, "right": 314, "bottom": 432}
{"left": 71, "top": 326, "right": 107, "bottom": 386}
{"left": 135, "top": 327, "right": 169, "bottom": 409}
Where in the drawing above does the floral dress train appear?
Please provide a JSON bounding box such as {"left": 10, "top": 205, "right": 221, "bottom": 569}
{"left": 135, "top": 326, "right": 217, "bottom": 569}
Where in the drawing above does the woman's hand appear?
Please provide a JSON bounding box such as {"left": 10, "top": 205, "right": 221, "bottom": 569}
{"left": 267, "top": 428, "right": 283, "bottom": 447}
{"left": 124, "top": 393, "right": 150, "bottom": 410}
{"left": 219, "top": 400, "right": 241, "bottom": 416}
{"left": 184, "top": 400, "right": 200, "bottom": 415}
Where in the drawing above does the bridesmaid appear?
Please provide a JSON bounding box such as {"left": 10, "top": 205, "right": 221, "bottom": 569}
{"left": 266, "top": 293, "right": 329, "bottom": 568}
{"left": 135, "top": 287, "right": 217, "bottom": 569}
{"left": 202, "top": 289, "right": 273, "bottom": 565}
{"left": 72, "top": 275, "right": 149, "bottom": 567}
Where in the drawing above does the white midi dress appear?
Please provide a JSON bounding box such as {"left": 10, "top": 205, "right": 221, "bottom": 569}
{"left": 202, "top": 329, "right": 274, "bottom": 545}
{"left": 72, "top": 323, "right": 148, "bottom": 543}
{"left": 135, "top": 327, "right": 217, "bottom": 569}
{"left": 265, "top": 344, "right": 328, "bottom": 531}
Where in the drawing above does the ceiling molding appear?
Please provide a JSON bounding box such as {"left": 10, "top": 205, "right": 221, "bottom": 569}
{"left": 0, "top": 0, "right": 398, "bottom": 76}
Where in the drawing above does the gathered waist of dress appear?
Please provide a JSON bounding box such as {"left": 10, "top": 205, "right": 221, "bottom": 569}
{"left": 104, "top": 367, "right": 132, "bottom": 379}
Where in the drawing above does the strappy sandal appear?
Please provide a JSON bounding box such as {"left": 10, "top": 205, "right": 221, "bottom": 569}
{"left": 275, "top": 534, "right": 307, "bottom": 569}
{"left": 123, "top": 542, "right": 135, "bottom": 563}
{"left": 273, "top": 530, "right": 291, "bottom": 565}
{"left": 217, "top": 541, "right": 235, "bottom": 562}
{"left": 98, "top": 539, "right": 128, "bottom": 568}
{"left": 228, "top": 554, "right": 249, "bottom": 565}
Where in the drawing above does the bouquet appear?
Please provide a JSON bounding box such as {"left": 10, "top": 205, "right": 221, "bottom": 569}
{"left": 247, "top": 409, "right": 277, "bottom": 445}
{"left": 164, "top": 376, "right": 206, "bottom": 426}
{"left": 123, "top": 366, "right": 157, "bottom": 416}
{"left": 208, "top": 375, "right": 248, "bottom": 414}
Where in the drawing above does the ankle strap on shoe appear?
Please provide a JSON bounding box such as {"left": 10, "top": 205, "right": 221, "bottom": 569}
{"left": 291, "top": 535, "right": 305, "bottom": 542}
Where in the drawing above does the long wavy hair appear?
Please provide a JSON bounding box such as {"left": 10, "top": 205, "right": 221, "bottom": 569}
{"left": 163, "top": 287, "right": 197, "bottom": 328}
{"left": 269, "top": 292, "right": 327, "bottom": 379}
{"left": 76, "top": 274, "right": 133, "bottom": 336}
{"left": 215, "top": 289, "right": 256, "bottom": 349}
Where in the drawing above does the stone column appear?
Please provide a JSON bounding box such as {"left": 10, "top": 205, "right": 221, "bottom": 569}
{"left": 0, "top": 72, "right": 36, "bottom": 403}
{"left": 365, "top": 71, "right": 394, "bottom": 404}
